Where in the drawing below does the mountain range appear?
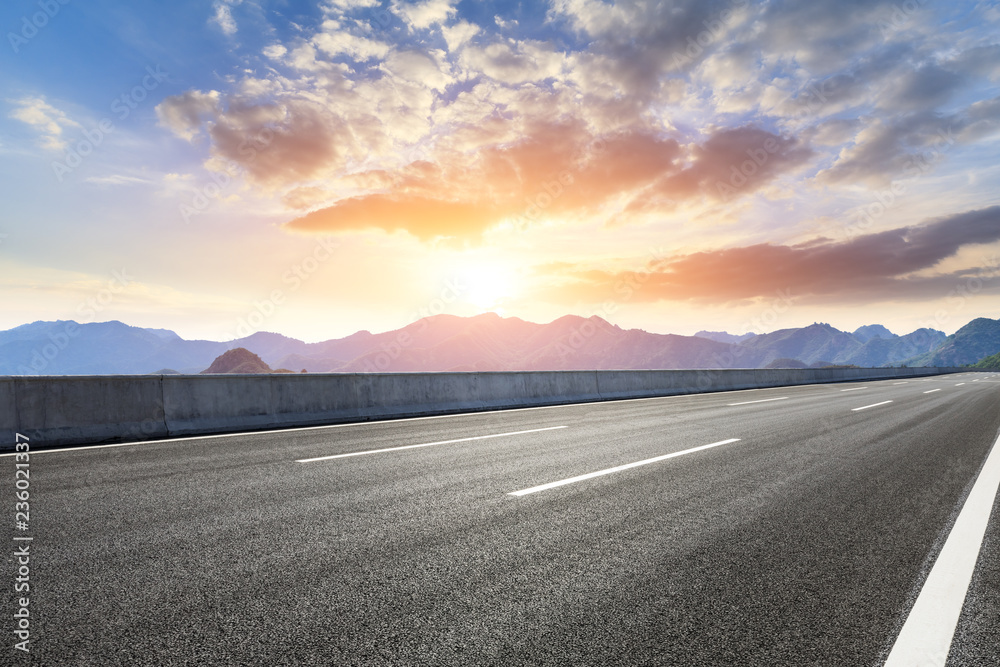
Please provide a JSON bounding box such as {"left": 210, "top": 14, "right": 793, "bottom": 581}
{"left": 2, "top": 313, "right": 993, "bottom": 375}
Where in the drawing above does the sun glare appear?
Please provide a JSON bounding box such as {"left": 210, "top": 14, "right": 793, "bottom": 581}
{"left": 456, "top": 260, "right": 520, "bottom": 312}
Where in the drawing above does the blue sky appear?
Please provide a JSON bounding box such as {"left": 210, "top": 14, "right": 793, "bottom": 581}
{"left": 2, "top": 0, "right": 999, "bottom": 342}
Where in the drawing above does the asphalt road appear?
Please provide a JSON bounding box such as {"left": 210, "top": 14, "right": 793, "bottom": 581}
{"left": 4, "top": 372, "right": 1000, "bottom": 666}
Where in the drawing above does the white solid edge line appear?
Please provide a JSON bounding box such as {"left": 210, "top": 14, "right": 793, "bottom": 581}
{"left": 508, "top": 438, "right": 741, "bottom": 497}
{"left": 296, "top": 425, "right": 568, "bottom": 462}
{"left": 884, "top": 432, "right": 1000, "bottom": 666}
{"left": 841, "top": 387, "right": 868, "bottom": 392}
{"left": 727, "top": 397, "right": 789, "bottom": 406}
{"left": 852, "top": 400, "right": 894, "bottom": 412}
{"left": 924, "top": 389, "right": 942, "bottom": 394}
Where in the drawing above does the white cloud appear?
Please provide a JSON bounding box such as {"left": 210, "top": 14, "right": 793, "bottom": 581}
{"left": 210, "top": 0, "right": 243, "bottom": 36}
{"left": 391, "top": 0, "right": 457, "bottom": 30}
{"left": 381, "top": 50, "right": 453, "bottom": 91}
{"left": 460, "top": 41, "right": 566, "bottom": 85}
{"left": 262, "top": 44, "right": 287, "bottom": 60}
{"left": 494, "top": 15, "right": 518, "bottom": 30}
{"left": 84, "top": 175, "right": 153, "bottom": 186}
{"left": 7, "top": 96, "right": 80, "bottom": 151}
{"left": 442, "top": 20, "right": 480, "bottom": 52}
{"left": 324, "top": 0, "right": 379, "bottom": 9}
{"left": 313, "top": 25, "right": 391, "bottom": 60}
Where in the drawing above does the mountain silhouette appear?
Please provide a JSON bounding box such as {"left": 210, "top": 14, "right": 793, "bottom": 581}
{"left": 0, "top": 313, "right": 987, "bottom": 375}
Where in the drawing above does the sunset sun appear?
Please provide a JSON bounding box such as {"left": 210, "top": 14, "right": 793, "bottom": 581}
{"left": 457, "top": 261, "right": 520, "bottom": 312}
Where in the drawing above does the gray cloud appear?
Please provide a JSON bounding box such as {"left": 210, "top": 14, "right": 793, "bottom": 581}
{"left": 544, "top": 205, "right": 1000, "bottom": 304}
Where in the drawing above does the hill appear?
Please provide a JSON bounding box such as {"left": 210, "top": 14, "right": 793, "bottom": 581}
{"left": 200, "top": 348, "right": 272, "bottom": 374}
{"left": 903, "top": 318, "right": 1000, "bottom": 367}
{"left": 972, "top": 351, "right": 1000, "bottom": 369}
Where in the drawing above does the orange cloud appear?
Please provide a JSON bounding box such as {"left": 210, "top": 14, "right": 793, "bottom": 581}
{"left": 283, "top": 123, "right": 806, "bottom": 240}
{"left": 286, "top": 194, "right": 507, "bottom": 240}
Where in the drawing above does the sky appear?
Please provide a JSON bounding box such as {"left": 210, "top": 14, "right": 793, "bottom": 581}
{"left": 1, "top": 0, "right": 999, "bottom": 343}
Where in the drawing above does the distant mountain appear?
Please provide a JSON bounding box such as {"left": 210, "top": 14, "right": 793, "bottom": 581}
{"left": 972, "top": 351, "right": 1000, "bottom": 369}
{"left": 903, "top": 318, "right": 1000, "bottom": 367}
{"left": 694, "top": 330, "right": 756, "bottom": 344}
{"left": 0, "top": 314, "right": 976, "bottom": 375}
{"left": 852, "top": 324, "right": 897, "bottom": 343}
{"left": 0, "top": 320, "right": 228, "bottom": 375}
{"left": 843, "top": 328, "right": 946, "bottom": 367}
{"left": 734, "top": 323, "right": 863, "bottom": 367}
{"left": 338, "top": 314, "right": 736, "bottom": 371}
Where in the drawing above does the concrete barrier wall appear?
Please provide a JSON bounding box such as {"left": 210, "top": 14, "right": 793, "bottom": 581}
{"left": 0, "top": 367, "right": 970, "bottom": 449}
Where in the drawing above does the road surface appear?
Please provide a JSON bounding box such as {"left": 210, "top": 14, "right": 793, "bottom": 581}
{"left": 4, "top": 372, "right": 999, "bottom": 665}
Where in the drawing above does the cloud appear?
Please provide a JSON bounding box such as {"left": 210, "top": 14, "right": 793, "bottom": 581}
{"left": 7, "top": 97, "right": 79, "bottom": 151}
{"left": 642, "top": 127, "right": 812, "bottom": 204}
{"left": 542, "top": 206, "right": 1000, "bottom": 304}
{"left": 207, "top": 100, "right": 349, "bottom": 187}
{"left": 551, "top": 0, "right": 751, "bottom": 99}
{"left": 210, "top": 0, "right": 243, "bottom": 36}
{"left": 286, "top": 194, "right": 503, "bottom": 240}
{"left": 282, "top": 186, "right": 333, "bottom": 210}
{"left": 83, "top": 175, "right": 152, "bottom": 186}
{"left": 818, "top": 93, "right": 1000, "bottom": 187}
{"left": 460, "top": 40, "right": 565, "bottom": 84}
{"left": 325, "top": 0, "right": 379, "bottom": 9}
{"left": 958, "top": 96, "right": 1000, "bottom": 143}
{"left": 150, "top": 0, "right": 1000, "bottom": 253}
{"left": 758, "top": 0, "right": 903, "bottom": 72}
{"left": 876, "top": 64, "right": 964, "bottom": 112}
{"left": 442, "top": 20, "right": 479, "bottom": 51}
{"left": 155, "top": 90, "right": 222, "bottom": 141}
{"left": 313, "top": 24, "right": 391, "bottom": 60}
{"left": 279, "top": 122, "right": 813, "bottom": 241}
{"left": 157, "top": 90, "right": 352, "bottom": 188}
{"left": 262, "top": 44, "right": 287, "bottom": 60}
{"left": 380, "top": 50, "right": 452, "bottom": 90}
{"left": 391, "top": 0, "right": 457, "bottom": 30}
